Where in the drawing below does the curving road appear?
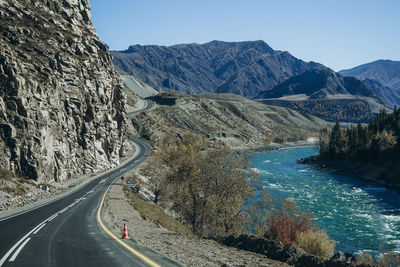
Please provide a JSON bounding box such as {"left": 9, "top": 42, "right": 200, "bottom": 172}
{"left": 128, "top": 99, "right": 154, "bottom": 116}
{"left": 0, "top": 101, "right": 174, "bottom": 266}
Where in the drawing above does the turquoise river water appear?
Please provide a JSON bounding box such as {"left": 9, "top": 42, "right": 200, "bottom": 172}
{"left": 251, "top": 146, "right": 400, "bottom": 256}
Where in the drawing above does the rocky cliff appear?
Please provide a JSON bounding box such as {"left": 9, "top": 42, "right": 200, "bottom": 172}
{"left": 0, "top": 0, "right": 127, "bottom": 181}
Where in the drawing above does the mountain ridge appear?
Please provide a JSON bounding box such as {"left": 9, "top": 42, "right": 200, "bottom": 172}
{"left": 112, "top": 40, "right": 324, "bottom": 98}
{"left": 339, "top": 60, "right": 400, "bottom": 91}
{"left": 256, "top": 68, "right": 388, "bottom": 122}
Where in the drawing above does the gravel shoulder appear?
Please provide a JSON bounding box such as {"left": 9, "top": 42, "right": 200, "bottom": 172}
{"left": 102, "top": 180, "right": 291, "bottom": 267}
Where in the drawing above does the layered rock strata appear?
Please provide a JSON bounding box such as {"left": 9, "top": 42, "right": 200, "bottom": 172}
{"left": 0, "top": 0, "right": 127, "bottom": 181}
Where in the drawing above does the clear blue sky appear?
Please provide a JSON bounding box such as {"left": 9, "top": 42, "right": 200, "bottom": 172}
{"left": 90, "top": 0, "right": 400, "bottom": 71}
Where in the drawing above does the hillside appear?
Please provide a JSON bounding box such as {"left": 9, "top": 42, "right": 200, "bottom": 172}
{"left": 339, "top": 60, "right": 400, "bottom": 91}
{"left": 118, "top": 72, "right": 160, "bottom": 98}
{"left": 0, "top": 0, "right": 128, "bottom": 181}
{"left": 256, "top": 69, "right": 388, "bottom": 122}
{"left": 131, "top": 92, "right": 330, "bottom": 148}
{"left": 112, "top": 40, "right": 323, "bottom": 98}
{"left": 362, "top": 78, "right": 400, "bottom": 107}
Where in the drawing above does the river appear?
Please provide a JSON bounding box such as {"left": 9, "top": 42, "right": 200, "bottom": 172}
{"left": 251, "top": 146, "right": 400, "bottom": 256}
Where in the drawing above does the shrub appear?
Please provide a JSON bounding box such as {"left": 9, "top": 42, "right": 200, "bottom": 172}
{"left": 295, "top": 229, "right": 335, "bottom": 259}
{"left": 378, "top": 252, "right": 400, "bottom": 267}
{"left": 355, "top": 253, "right": 374, "bottom": 266}
{"left": 265, "top": 198, "right": 314, "bottom": 244}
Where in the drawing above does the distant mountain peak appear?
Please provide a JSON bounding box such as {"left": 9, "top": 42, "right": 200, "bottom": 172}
{"left": 339, "top": 60, "right": 400, "bottom": 91}
{"left": 112, "top": 40, "right": 323, "bottom": 97}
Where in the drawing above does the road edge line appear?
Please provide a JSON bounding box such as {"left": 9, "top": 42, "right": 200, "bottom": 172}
{"left": 96, "top": 180, "right": 160, "bottom": 267}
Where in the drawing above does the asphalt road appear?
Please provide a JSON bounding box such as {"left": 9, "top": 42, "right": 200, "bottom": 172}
{"left": 0, "top": 101, "right": 173, "bottom": 267}
{"left": 128, "top": 99, "right": 154, "bottom": 116}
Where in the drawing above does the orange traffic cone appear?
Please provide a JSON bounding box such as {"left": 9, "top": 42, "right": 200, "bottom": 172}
{"left": 121, "top": 222, "right": 129, "bottom": 239}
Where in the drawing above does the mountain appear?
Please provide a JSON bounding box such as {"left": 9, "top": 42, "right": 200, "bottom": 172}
{"left": 258, "top": 69, "right": 376, "bottom": 99}
{"left": 112, "top": 40, "right": 323, "bottom": 98}
{"left": 0, "top": 0, "right": 128, "bottom": 181}
{"left": 339, "top": 60, "right": 400, "bottom": 91}
{"left": 256, "top": 69, "right": 388, "bottom": 122}
{"left": 362, "top": 79, "right": 400, "bottom": 107}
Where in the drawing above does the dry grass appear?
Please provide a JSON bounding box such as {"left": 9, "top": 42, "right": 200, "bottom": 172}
{"left": 355, "top": 253, "right": 375, "bottom": 265}
{"left": 295, "top": 229, "right": 335, "bottom": 259}
{"left": 124, "top": 188, "right": 193, "bottom": 237}
{"left": 378, "top": 252, "right": 400, "bottom": 267}
{"left": 2, "top": 185, "right": 27, "bottom": 196}
{"left": 356, "top": 252, "right": 400, "bottom": 267}
{"left": 0, "top": 168, "right": 15, "bottom": 181}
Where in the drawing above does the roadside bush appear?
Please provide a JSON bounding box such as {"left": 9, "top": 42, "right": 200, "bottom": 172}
{"left": 295, "top": 229, "right": 335, "bottom": 259}
{"left": 265, "top": 198, "right": 314, "bottom": 244}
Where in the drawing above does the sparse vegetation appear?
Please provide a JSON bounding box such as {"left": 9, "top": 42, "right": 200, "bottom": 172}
{"left": 0, "top": 168, "right": 15, "bottom": 181}
{"left": 378, "top": 252, "right": 400, "bottom": 267}
{"left": 295, "top": 229, "right": 335, "bottom": 259}
{"left": 2, "top": 185, "right": 27, "bottom": 196}
{"left": 264, "top": 198, "right": 314, "bottom": 244}
{"left": 356, "top": 253, "right": 375, "bottom": 266}
{"left": 124, "top": 188, "right": 193, "bottom": 237}
{"left": 356, "top": 252, "right": 400, "bottom": 267}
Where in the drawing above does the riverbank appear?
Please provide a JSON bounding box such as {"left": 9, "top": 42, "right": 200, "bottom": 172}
{"left": 298, "top": 156, "right": 400, "bottom": 192}
{"left": 232, "top": 137, "right": 319, "bottom": 155}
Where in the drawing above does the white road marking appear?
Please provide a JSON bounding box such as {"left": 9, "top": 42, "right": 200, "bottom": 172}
{"left": 47, "top": 214, "right": 58, "bottom": 222}
{"left": 0, "top": 220, "right": 46, "bottom": 266}
{"left": 9, "top": 238, "right": 31, "bottom": 262}
{"left": 33, "top": 224, "right": 46, "bottom": 235}
{"left": 58, "top": 207, "right": 68, "bottom": 214}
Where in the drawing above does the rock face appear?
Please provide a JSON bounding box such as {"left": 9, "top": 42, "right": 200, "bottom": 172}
{"left": 112, "top": 40, "right": 323, "bottom": 98}
{"left": 0, "top": 0, "right": 127, "bottom": 181}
